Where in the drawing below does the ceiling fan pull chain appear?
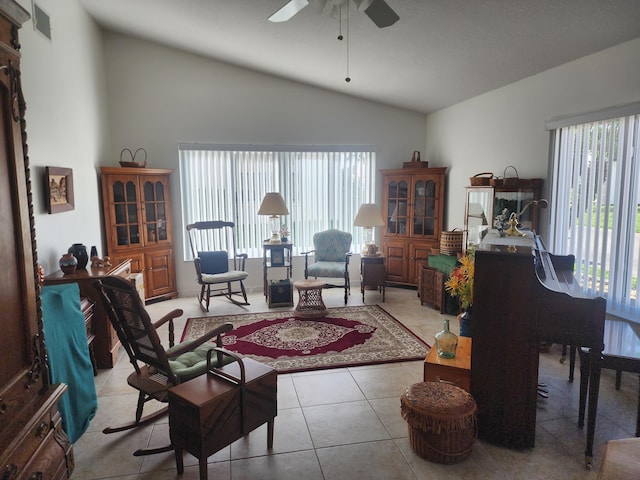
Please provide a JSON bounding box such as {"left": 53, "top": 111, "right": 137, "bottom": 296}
{"left": 345, "top": 3, "right": 351, "bottom": 83}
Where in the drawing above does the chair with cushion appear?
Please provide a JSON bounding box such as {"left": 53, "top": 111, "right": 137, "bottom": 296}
{"left": 93, "top": 275, "right": 235, "bottom": 456}
{"left": 187, "top": 220, "right": 250, "bottom": 312}
{"left": 302, "top": 229, "right": 353, "bottom": 304}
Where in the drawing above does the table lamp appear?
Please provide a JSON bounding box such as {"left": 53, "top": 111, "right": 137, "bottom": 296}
{"left": 258, "top": 192, "right": 289, "bottom": 243}
{"left": 354, "top": 203, "right": 385, "bottom": 255}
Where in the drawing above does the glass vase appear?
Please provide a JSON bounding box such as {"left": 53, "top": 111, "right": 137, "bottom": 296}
{"left": 435, "top": 318, "right": 458, "bottom": 359}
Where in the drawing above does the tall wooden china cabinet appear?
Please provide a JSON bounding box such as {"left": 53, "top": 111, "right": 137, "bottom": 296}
{"left": 380, "top": 167, "right": 447, "bottom": 286}
{"left": 100, "top": 167, "right": 178, "bottom": 301}
{"left": 0, "top": 2, "right": 73, "bottom": 477}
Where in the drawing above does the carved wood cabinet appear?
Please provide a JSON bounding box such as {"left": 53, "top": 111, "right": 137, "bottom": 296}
{"left": 380, "top": 167, "right": 447, "bottom": 286}
{"left": 100, "top": 167, "right": 177, "bottom": 301}
{"left": 0, "top": 2, "right": 73, "bottom": 477}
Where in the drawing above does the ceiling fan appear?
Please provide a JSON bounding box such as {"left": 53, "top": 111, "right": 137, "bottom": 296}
{"left": 269, "top": 0, "right": 399, "bottom": 28}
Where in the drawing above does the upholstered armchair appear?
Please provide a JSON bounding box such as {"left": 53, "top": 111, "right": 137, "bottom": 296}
{"left": 302, "top": 229, "right": 352, "bottom": 304}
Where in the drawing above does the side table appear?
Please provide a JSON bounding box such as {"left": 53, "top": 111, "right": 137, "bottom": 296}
{"left": 360, "top": 254, "right": 386, "bottom": 302}
{"left": 424, "top": 336, "right": 471, "bottom": 392}
{"left": 169, "top": 357, "right": 277, "bottom": 480}
{"left": 262, "top": 242, "right": 294, "bottom": 305}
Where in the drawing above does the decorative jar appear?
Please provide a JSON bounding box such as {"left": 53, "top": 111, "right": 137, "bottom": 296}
{"left": 435, "top": 318, "right": 458, "bottom": 359}
{"left": 59, "top": 253, "right": 78, "bottom": 275}
{"left": 68, "top": 243, "right": 89, "bottom": 269}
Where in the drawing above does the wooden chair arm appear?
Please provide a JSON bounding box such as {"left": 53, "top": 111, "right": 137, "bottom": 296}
{"left": 153, "top": 309, "right": 184, "bottom": 348}
{"left": 167, "top": 321, "right": 234, "bottom": 357}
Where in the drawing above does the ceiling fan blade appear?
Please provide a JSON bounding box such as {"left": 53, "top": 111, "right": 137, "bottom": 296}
{"left": 364, "top": 0, "right": 399, "bottom": 28}
{"left": 269, "top": 0, "right": 310, "bottom": 23}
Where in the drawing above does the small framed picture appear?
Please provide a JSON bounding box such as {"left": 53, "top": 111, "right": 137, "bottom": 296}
{"left": 45, "top": 166, "right": 74, "bottom": 214}
{"left": 270, "top": 248, "right": 285, "bottom": 266}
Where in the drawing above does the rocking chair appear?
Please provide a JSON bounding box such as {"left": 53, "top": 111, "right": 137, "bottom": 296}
{"left": 187, "top": 220, "right": 250, "bottom": 312}
{"left": 93, "top": 275, "right": 235, "bottom": 456}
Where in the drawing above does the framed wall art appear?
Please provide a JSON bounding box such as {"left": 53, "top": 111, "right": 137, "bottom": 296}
{"left": 45, "top": 166, "right": 74, "bottom": 214}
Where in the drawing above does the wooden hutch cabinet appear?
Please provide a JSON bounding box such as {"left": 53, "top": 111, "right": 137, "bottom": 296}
{"left": 100, "top": 167, "right": 177, "bottom": 301}
{"left": 380, "top": 167, "right": 447, "bottom": 286}
{"left": 0, "top": 2, "right": 73, "bottom": 477}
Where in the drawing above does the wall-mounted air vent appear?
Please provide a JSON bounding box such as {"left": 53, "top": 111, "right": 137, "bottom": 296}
{"left": 32, "top": 2, "right": 51, "bottom": 41}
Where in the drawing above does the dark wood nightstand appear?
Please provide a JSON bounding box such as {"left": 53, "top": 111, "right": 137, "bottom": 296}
{"left": 360, "top": 255, "right": 386, "bottom": 302}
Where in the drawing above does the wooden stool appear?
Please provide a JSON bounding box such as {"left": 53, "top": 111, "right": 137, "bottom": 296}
{"left": 168, "top": 357, "right": 277, "bottom": 480}
{"left": 293, "top": 279, "right": 327, "bottom": 318}
{"left": 401, "top": 381, "right": 477, "bottom": 464}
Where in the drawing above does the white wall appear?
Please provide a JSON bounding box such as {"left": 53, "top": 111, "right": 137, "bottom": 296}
{"left": 424, "top": 37, "right": 640, "bottom": 239}
{"left": 18, "top": 0, "right": 110, "bottom": 275}
{"left": 101, "top": 32, "right": 428, "bottom": 295}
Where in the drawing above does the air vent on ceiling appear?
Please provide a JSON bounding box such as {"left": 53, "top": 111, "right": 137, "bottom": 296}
{"left": 32, "top": 2, "right": 51, "bottom": 41}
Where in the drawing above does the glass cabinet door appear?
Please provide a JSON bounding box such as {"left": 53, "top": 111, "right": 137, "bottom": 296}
{"left": 494, "top": 189, "right": 536, "bottom": 231}
{"left": 142, "top": 177, "right": 169, "bottom": 244}
{"left": 112, "top": 179, "right": 141, "bottom": 248}
{"left": 412, "top": 178, "right": 436, "bottom": 237}
{"left": 386, "top": 179, "right": 409, "bottom": 236}
{"left": 464, "top": 187, "right": 493, "bottom": 249}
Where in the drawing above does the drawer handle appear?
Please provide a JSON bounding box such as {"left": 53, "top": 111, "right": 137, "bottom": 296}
{"left": 435, "top": 376, "right": 459, "bottom": 386}
{"left": 1, "top": 465, "right": 17, "bottom": 480}
{"left": 27, "top": 473, "right": 43, "bottom": 480}
{"left": 35, "top": 421, "right": 49, "bottom": 438}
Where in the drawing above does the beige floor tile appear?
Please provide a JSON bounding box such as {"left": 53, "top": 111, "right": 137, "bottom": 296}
{"left": 276, "top": 374, "right": 301, "bottom": 409}
{"left": 317, "top": 439, "right": 418, "bottom": 480}
{"left": 350, "top": 363, "right": 421, "bottom": 399}
{"left": 292, "top": 370, "right": 365, "bottom": 406}
{"left": 230, "top": 407, "right": 314, "bottom": 459}
{"left": 303, "top": 400, "right": 390, "bottom": 448}
{"left": 229, "top": 450, "right": 324, "bottom": 480}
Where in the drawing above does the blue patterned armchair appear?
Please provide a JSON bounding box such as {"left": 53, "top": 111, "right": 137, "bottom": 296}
{"left": 302, "top": 229, "right": 353, "bottom": 304}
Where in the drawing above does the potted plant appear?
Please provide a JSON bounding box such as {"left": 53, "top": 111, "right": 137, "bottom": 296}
{"left": 444, "top": 251, "right": 474, "bottom": 337}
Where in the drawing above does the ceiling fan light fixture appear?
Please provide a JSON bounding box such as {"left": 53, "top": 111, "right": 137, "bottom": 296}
{"left": 364, "top": 0, "right": 399, "bottom": 28}
{"left": 269, "top": 0, "right": 309, "bottom": 23}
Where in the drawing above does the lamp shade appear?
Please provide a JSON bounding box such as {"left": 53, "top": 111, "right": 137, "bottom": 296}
{"left": 258, "top": 192, "right": 289, "bottom": 216}
{"left": 354, "top": 203, "right": 385, "bottom": 227}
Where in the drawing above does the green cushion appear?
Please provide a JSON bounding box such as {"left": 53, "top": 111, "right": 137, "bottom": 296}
{"left": 166, "top": 343, "right": 234, "bottom": 382}
{"left": 428, "top": 254, "right": 458, "bottom": 275}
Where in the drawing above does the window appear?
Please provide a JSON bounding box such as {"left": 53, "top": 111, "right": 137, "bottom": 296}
{"left": 548, "top": 110, "right": 639, "bottom": 322}
{"left": 179, "top": 145, "right": 376, "bottom": 260}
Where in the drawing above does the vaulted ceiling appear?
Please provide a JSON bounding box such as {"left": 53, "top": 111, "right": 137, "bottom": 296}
{"left": 80, "top": 0, "right": 640, "bottom": 114}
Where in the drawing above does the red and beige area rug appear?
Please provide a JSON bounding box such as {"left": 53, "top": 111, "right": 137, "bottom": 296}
{"left": 181, "top": 305, "right": 430, "bottom": 373}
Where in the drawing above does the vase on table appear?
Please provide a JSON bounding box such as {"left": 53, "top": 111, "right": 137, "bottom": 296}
{"left": 59, "top": 252, "right": 78, "bottom": 275}
{"left": 459, "top": 308, "right": 472, "bottom": 338}
{"left": 435, "top": 318, "right": 458, "bottom": 359}
{"left": 68, "top": 243, "right": 89, "bottom": 269}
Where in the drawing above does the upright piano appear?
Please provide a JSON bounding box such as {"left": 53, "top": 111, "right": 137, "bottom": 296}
{"left": 470, "top": 231, "right": 606, "bottom": 469}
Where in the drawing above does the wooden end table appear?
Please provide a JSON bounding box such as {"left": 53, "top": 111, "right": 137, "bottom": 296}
{"left": 424, "top": 336, "right": 471, "bottom": 392}
{"left": 360, "top": 255, "right": 386, "bottom": 302}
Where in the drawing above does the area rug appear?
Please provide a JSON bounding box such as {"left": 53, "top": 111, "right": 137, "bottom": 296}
{"left": 181, "top": 305, "right": 430, "bottom": 373}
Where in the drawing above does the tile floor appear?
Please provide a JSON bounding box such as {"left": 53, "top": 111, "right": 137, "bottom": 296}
{"left": 72, "top": 286, "right": 638, "bottom": 479}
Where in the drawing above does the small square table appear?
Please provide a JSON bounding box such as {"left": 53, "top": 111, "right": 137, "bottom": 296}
{"left": 424, "top": 336, "right": 472, "bottom": 392}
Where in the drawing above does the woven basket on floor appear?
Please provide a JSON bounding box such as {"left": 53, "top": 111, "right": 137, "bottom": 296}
{"left": 401, "top": 382, "right": 477, "bottom": 464}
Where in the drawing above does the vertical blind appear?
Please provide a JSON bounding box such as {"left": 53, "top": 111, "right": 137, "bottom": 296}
{"left": 179, "top": 145, "right": 376, "bottom": 260}
{"left": 548, "top": 113, "right": 640, "bottom": 322}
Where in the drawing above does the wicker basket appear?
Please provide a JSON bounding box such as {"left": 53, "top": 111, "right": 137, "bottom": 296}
{"left": 401, "top": 382, "right": 477, "bottom": 464}
{"left": 469, "top": 172, "right": 493, "bottom": 186}
{"left": 119, "top": 148, "right": 147, "bottom": 168}
{"left": 503, "top": 165, "right": 519, "bottom": 187}
{"left": 440, "top": 230, "right": 463, "bottom": 256}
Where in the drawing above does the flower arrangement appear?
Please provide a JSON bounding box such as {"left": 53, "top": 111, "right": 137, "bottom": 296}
{"left": 444, "top": 251, "right": 475, "bottom": 310}
{"left": 279, "top": 224, "right": 289, "bottom": 239}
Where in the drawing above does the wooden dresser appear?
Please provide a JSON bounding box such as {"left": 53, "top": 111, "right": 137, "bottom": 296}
{"left": 0, "top": 2, "right": 73, "bottom": 477}
{"left": 44, "top": 260, "right": 132, "bottom": 369}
